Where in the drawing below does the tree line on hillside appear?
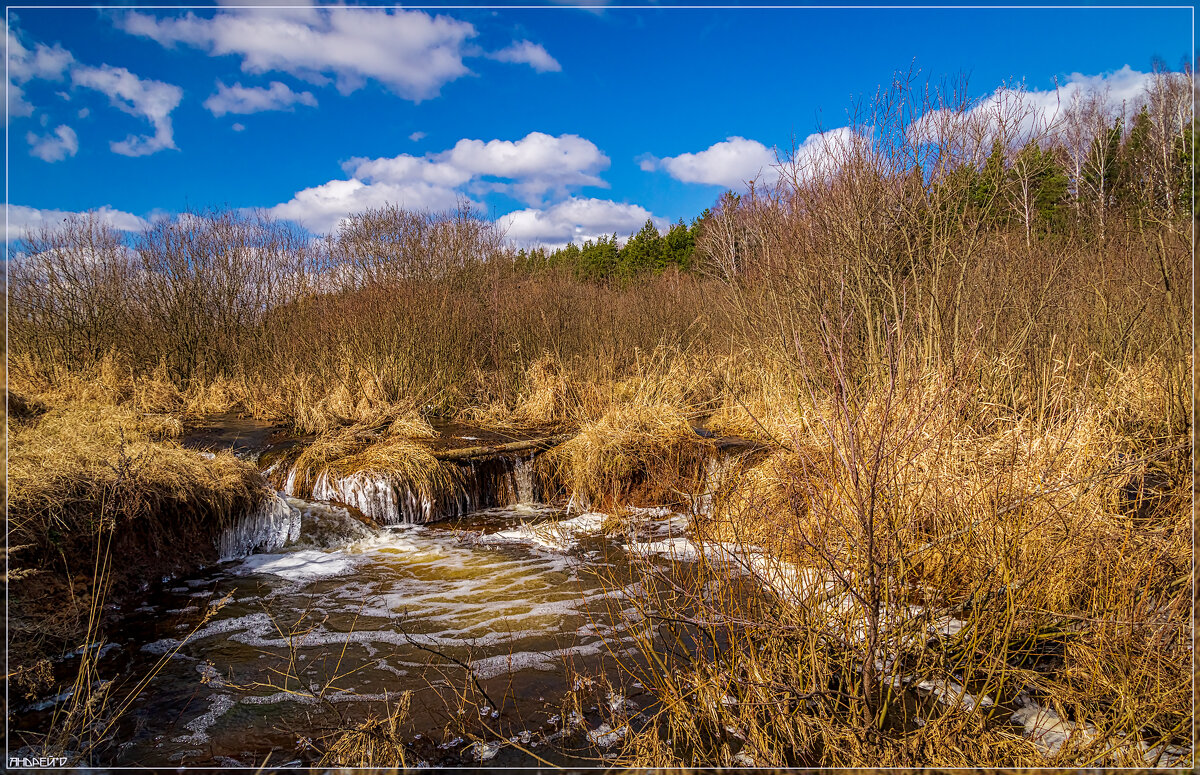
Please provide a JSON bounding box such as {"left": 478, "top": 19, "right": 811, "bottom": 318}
{"left": 512, "top": 218, "right": 700, "bottom": 281}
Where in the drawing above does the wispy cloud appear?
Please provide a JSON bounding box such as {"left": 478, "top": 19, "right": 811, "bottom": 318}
{"left": 27, "top": 125, "right": 79, "bottom": 162}
{"left": 121, "top": 7, "right": 477, "bottom": 101}
{"left": 488, "top": 41, "right": 561, "bottom": 73}
{"left": 71, "top": 64, "right": 183, "bottom": 156}
{"left": 204, "top": 80, "right": 318, "bottom": 116}
{"left": 5, "top": 19, "right": 74, "bottom": 123}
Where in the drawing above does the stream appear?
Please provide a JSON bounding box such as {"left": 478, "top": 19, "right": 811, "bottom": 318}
{"left": 10, "top": 418, "right": 725, "bottom": 767}
{"left": 13, "top": 417, "right": 1186, "bottom": 767}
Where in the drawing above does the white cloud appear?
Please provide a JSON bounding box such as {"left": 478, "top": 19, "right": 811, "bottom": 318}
{"left": 271, "top": 132, "right": 614, "bottom": 236}
{"left": 267, "top": 178, "right": 467, "bottom": 235}
{"left": 5, "top": 19, "right": 74, "bottom": 123}
{"left": 121, "top": 7, "right": 477, "bottom": 101}
{"left": 782, "top": 126, "right": 873, "bottom": 181}
{"left": 909, "top": 66, "right": 1158, "bottom": 156}
{"left": 27, "top": 125, "right": 79, "bottom": 162}
{"left": 71, "top": 64, "right": 183, "bottom": 156}
{"left": 488, "top": 41, "right": 561, "bottom": 73}
{"left": 204, "top": 80, "right": 318, "bottom": 116}
{"left": 232, "top": 122, "right": 246, "bottom": 132}
{"left": 648, "top": 136, "right": 780, "bottom": 188}
{"left": 409, "top": 130, "right": 427, "bottom": 142}
{"left": 5, "top": 204, "right": 148, "bottom": 242}
{"left": 498, "top": 197, "right": 666, "bottom": 248}
{"left": 347, "top": 131, "right": 609, "bottom": 204}
{"left": 6, "top": 20, "right": 74, "bottom": 83}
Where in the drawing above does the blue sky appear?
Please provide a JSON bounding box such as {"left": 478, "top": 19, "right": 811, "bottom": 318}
{"left": 5, "top": 2, "right": 1194, "bottom": 246}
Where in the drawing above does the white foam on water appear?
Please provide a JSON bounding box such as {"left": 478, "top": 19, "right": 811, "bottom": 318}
{"left": 627, "top": 536, "right": 703, "bottom": 561}
{"left": 483, "top": 511, "right": 607, "bottom": 552}
{"left": 174, "top": 693, "right": 236, "bottom": 746}
{"left": 238, "top": 549, "right": 356, "bottom": 581}
{"left": 469, "top": 640, "right": 608, "bottom": 680}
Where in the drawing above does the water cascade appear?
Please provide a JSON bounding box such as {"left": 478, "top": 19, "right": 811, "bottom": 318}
{"left": 282, "top": 453, "right": 544, "bottom": 525}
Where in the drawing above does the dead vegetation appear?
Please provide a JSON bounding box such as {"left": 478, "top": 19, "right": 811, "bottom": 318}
{"left": 5, "top": 66, "right": 1193, "bottom": 768}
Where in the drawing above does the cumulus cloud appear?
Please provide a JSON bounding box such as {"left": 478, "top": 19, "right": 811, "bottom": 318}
{"left": 71, "top": 64, "right": 183, "bottom": 156}
{"left": 409, "top": 130, "right": 427, "bottom": 142}
{"left": 204, "top": 80, "right": 317, "bottom": 116}
{"left": 909, "top": 66, "right": 1158, "bottom": 154}
{"left": 5, "top": 19, "right": 74, "bottom": 122}
{"left": 498, "top": 197, "right": 666, "bottom": 248}
{"left": 646, "top": 136, "right": 780, "bottom": 188}
{"left": 268, "top": 178, "right": 465, "bottom": 235}
{"left": 270, "top": 132, "right": 612, "bottom": 235}
{"left": 121, "top": 7, "right": 478, "bottom": 101}
{"left": 27, "top": 125, "right": 79, "bottom": 162}
{"left": 346, "top": 131, "right": 609, "bottom": 204}
{"left": 5, "top": 204, "right": 148, "bottom": 242}
{"left": 488, "top": 40, "right": 561, "bottom": 73}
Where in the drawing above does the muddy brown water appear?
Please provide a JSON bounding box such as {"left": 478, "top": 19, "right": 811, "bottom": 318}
{"left": 11, "top": 417, "right": 730, "bottom": 767}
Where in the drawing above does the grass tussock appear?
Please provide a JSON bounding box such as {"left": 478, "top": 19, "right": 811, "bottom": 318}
{"left": 315, "top": 692, "right": 412, "bottom": 767}
{"left": 543, "top": 401, "right": 711, "bottom": 509}
{"left": 8, "top": 401, "right": 265, "bottom": 545}
{"left": 282, "top": 403, "right": 448, "bottom": 498}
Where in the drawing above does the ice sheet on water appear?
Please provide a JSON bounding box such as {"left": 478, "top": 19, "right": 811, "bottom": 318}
{"left": 238, "top": 549, "right": 356, "bottom": 581}
{"left": 482, "top": 511, "right": 607, "bottom": 552}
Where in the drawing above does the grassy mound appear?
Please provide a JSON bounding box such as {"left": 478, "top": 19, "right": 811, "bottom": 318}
{"left": 7, "top": 396, "right": 269, "bottom": 678}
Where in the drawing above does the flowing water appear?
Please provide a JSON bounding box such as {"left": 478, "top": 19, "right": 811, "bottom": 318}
{"left": 14, "top": 419, "right": 1180, "bottom": 767}
{"left": 11, "top": 420, "right": 716, "bottom": 767}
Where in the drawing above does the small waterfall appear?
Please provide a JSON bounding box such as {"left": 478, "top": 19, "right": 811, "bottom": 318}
{"left": 687, "top": 448, "right": 754, "bottom": 517}
{"left": 277, "top": 452, "right": 543, "bottom": 525}
{"left": 284, "top": 495, "right": 376, "bottom": 547}
{"left": 512, "top": 454, "right": 537, "bottom": 504}
{"left": 217, "top": 491, "right": 301, "bottom": 561}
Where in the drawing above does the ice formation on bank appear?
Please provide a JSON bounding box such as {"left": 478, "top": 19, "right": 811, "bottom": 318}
{"left": 216, "top": 491, "right": 300, "bottom": 561}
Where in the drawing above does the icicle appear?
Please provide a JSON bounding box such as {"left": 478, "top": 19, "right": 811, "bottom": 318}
{"left": 217, "top": 491, "right": 301, "bottom": 561}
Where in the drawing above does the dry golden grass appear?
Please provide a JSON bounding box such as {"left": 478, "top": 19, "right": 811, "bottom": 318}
{"left": 542, "top": 401, "right": 710, "bottom": 508}
{"left": 316, "top": 692, "right": 412, "bottom": 767}
{"left": 7, "top": 401, "right": 265, "bottom": 547}
{"left": 281, "top": 403, "right": 446, "bottom": 500}
{"left": 607, "top": 351, "right": 1192, "bottom": 768}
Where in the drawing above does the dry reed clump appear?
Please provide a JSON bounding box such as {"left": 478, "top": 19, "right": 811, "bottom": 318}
{"left": 542, "top": 401, "right": 711, "bottom": 509}
{"left": 7, "top": 403, "right": 266, "bottom": 550}
{"left": 315, "top": 692, "right": 412, "bottom": 767}
{"left": 703, "top": 354, "right": 807, "bottom": 443}
{"left": 240, "top": 367, "right": 444, "bottom": 434}
{"left": 283, "top": 404, "right": 444, "bottom": 496}
{"left": 507, "top": 353, "right": 582, "bottom": 427}
{"left": 620, "top": 348, "right": 1192, "bottom": 767}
